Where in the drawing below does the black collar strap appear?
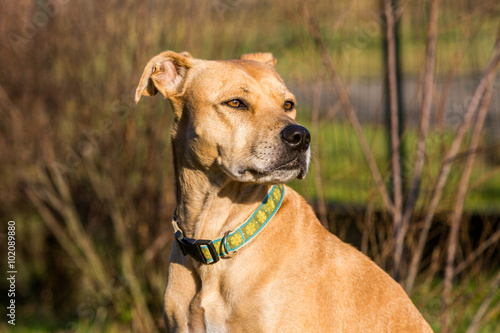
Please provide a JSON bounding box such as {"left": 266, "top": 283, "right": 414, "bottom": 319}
{"left": 172, "top": 184, "right": 285, "bottom": 265}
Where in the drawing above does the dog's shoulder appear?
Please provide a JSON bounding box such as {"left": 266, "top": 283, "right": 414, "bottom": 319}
{"left": 275, "top": 186, "right": 431, "bottom": 331}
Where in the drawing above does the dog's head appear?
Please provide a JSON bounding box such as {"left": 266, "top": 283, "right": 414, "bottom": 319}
{"left": 135, "top": 51, "right": 310, "bottom": 184}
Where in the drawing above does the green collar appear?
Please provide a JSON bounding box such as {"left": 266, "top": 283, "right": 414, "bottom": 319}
{"left": 172, "top": 184, "right": 285, "bottom": 264}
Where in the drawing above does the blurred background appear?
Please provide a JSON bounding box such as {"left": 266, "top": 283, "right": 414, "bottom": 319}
{"left": 1, "top": 0, "right": 499, "bottom": 331}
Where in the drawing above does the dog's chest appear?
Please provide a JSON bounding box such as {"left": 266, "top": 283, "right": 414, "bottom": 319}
{"left": 193, "top": 291, "right": 228, "bottom": 333}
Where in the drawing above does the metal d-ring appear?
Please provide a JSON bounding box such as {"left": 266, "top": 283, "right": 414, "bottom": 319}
{"left": 222, "top": 230, "right": 232, "bottom": 258}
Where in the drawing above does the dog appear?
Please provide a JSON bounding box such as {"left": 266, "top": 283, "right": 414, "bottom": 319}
{"left": 135, "top": 51, "right": 432, "bottom": 332}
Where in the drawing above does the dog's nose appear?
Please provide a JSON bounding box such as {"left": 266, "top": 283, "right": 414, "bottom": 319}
{"left": 281, "top": 125, "right": 311, "bottom": 152}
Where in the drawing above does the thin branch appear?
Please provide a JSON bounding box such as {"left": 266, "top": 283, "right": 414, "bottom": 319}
{"left": 405, "top": 22, "right": 500, "bottom": 292}
{"left": 454, "top": 227, "right": 500, "bottom": 277}
{"left": 469, "top": 163, "right": 500, "bottom": 191}
{"left": 360, "top": 201, "right": 375, "bottom": 255}
{"left": 480, "top": 302, "right": 500, "bottom": 330}
{"left": 384, "top": 0, "right": 404, "bottom": 280}
{"left": 26, "top": 189, "right": 89, "bottom": 275}
{"left": 435, "top": 23, "right": 483, "bottom": 130}
{"left": 304, "top": 6, "right": 395, "bottom": 216}
{"left": 144, "top": 231, "right": 173, "bottom": 264}
{"left": 311, "top": 82, "right": 329, "bottom": 228}
{"left": 400, "top": 0, "right": 440, "bottom": 261}
{"left": 442, "top": 65, "right": 496, "bottom": 332}
{"left": 465, "top": 270, "right": 500, "bottom": 333}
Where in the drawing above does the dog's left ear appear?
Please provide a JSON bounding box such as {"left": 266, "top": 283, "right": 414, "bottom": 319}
{"left": 135, "top": 51, "right": 193, "bottom": 104}
{"left": 239, "top": 53, "right": 277, "bottom": 67}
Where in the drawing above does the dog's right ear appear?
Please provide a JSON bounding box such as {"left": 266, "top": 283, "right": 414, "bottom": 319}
{"left": 135, "top": 51, "right": 193, "bottom": 104}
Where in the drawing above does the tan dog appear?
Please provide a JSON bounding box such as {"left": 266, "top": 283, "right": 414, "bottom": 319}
{"left": 135, "top": 51, "right": 432, "bottom": 332}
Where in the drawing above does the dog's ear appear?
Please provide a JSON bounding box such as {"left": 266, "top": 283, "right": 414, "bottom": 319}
{"left": 239, "top": 53, "right": 277, "bottom": 67}
{"left": 135, "top": 51, "right": 193, "bottom": 104}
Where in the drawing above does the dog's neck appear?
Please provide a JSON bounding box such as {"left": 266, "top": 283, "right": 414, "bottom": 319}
{"left": 172, "top": 142, "right": 271, "bottom": 240}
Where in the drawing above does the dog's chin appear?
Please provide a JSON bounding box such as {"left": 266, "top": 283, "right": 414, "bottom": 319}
{"left": 225, "top": 159, "right": 309, "bottom": 184}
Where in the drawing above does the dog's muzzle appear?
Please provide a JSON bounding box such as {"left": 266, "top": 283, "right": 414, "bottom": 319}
{"left": 224, "top": 124, "right": 311, "bottom": 183}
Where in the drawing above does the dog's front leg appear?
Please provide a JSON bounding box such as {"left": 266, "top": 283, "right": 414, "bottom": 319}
{"left": 164, "top": 245, "right": 198, "bottom": 332}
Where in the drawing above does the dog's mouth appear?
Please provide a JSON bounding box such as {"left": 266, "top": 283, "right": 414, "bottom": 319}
{"left": 269, "top": 156, "right": 308, "bottom": 179}
{"left": 234, "top": 153, "right": 310, "bottom": 183}
{"left": 258, "top": 156, "right": 299, "bottom": 172}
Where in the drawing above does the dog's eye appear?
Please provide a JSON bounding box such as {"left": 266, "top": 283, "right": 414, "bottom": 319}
{"left": 226, "top": 99, "right": 246, "bottom": 108}
{"left": 284, "top": 101, "right": 295, "bottom": 111}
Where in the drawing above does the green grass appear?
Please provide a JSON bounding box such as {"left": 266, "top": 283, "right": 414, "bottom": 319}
{"left": 414, "top": 272, "right": 500, "bottom": 333}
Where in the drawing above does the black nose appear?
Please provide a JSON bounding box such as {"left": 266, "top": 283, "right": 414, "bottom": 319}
{"left": 281, "top": 125, "right": 311, "bottom": 152}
